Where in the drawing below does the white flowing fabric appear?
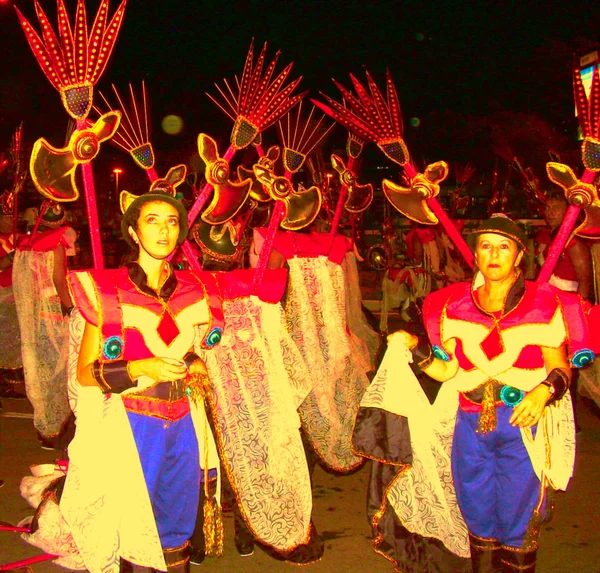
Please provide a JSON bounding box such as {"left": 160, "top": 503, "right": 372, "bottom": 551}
{"left": 360, "top": 336, "right": 470, "bottom": 558}
{"left": 285, "top": 256, "right": 370, "bottom": 472}
{"left": 341, "top": 252, "right": 380, "bottom": 370}
{"left": 197, "top": 295, "right": 313, "bottom": 551}
{"left": 0, "top": 284, "right": 22, "bottom": 369}
{"left": 13, "top": 248, "right": 72, "bottom": 437}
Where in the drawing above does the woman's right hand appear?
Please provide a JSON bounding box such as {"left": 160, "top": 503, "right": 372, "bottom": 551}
{"left": 387, "top": 329, "right": 419, "bottom": 349}
{"left": 129, "top": 357, "right": 188, "bottom": 383}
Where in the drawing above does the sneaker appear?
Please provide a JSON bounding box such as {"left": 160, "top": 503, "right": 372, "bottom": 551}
{"left": 234, "top": 536, "right": 255, "bottom": 557}
{"left": 189, "top": 546, "right": 205, "bottom": 566}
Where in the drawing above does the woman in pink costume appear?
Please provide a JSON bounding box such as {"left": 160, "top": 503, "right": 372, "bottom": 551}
{"left": 60, "top": 186, "right": 222, "bottom": 573}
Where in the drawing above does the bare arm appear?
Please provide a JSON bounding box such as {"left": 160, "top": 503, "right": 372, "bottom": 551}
{"left": 567, "top": 241, "right": 592, "bottom": 300}
{"left": 509, "top": 345, "right": 571, "bottom": 427}
{"left": 53, "top": 244, "right": 73, "bottom": 310}
{"left": 0, "top": 254, "right": 13, "bottom": 271}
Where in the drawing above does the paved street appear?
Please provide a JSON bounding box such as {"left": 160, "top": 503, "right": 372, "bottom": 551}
{"left": 1, "top": 395, "right": 599, "bottom": 573}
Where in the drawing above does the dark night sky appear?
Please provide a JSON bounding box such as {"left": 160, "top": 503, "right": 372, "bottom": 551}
{"left": 1, "top": 0, "right": 598, "bottom": 169}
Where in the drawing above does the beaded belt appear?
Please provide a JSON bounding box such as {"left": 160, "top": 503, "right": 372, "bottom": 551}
{"left": 460, "top": 382, "right": 525, "bottom": 411}
{"left": 122, "top": 380, "right": 190, "bottom": 421}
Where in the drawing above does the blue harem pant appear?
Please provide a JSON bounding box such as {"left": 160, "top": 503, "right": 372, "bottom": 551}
{"left": 451, "top": 405, "right": 544, "bottom": 548}
{"left": 127, "top": 411, "right": 200, "bottom": 549}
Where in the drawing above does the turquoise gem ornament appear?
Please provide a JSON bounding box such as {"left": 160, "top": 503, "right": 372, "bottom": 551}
{"left": 103, "top": 336, "right": 124, "bottom": 360}
{"left": 204, "top": 327, "right": 223, "bottom": 348}
{"left": 571, "top": 348, "right": 595, "bottom": 369}
{"left": 500, "top": 385, "right": 524, "bottom": 407}
{"left": 432, "top": 345, "right": 450, "bottom": 362}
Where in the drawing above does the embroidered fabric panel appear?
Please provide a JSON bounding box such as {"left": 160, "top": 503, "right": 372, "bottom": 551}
{"left": 342, "top": 252, "right": 381, "bottom": 370}
{"left": 286, "top": 256, "right": 370, "bottom": 472}
{"left": 0, "top": 284, "right": 23, "bottom": 369}
{"left": 13, "top": 249, "right": 72, "bottom": 437}
{"left": 200, "top": 297, "right": 313, "bottom": 551}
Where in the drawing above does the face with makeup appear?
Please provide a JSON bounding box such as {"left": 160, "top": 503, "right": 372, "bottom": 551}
{"left": 128, "top": 200, "right": 180, "bottom": 262}
{"left": 475, "top": 232, "right": 523, "bottom": 283}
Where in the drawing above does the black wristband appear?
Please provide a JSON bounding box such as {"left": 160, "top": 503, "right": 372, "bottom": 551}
{"left": 183, "top": 352, "right": 201, "bottom": 369}
{"left": 411, "top": 338, "right": 434, "bottom": 370}
{"left": 541, "top": 368, "right": 570, "bottom": 405}
{"left": 92, "top": 360, "right": 136, "bottom": 394}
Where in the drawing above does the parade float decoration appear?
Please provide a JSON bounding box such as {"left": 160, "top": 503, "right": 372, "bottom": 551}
{"left": 16, "top": 0, "right": 127, "bottom": 269}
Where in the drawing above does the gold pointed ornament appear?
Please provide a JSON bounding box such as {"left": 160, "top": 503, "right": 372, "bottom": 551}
{"left": 382, "top": 161, "right": 449, "bottom": 225}
{"left": 546, "top": 162, "right": 600, "bottom": 239}
{"left": 196, "top": 134, "right": 252, "bottom": 225}
{"left": 30, "top": 111, "right": 121, "bottom": 202}
{"left": 330, "top": 154, "right": 373, "bottom": 213}
{"left": 237, "top": 145, "right": 281, "bottom": 203}
{"left": 253, "top": 164, "right": 321, "bottom": 231}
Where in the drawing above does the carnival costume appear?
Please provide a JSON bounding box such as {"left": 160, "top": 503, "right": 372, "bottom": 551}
{"left": 0, "top": 228, "right": 24, "bottom": 391}
{"left": 195, "top": 267, "right": 318, "bottom": 558}
{"left": 58, "top": 263, "right": 222, "bottom": 573}
{"left": 13, "top": 223, "right": 76, "bottom": 444}
{"left": 354, "top": 264, "right": 592, "bottom": 573}
{"left": 254, "top": 228, "right": 372, "bottom": 473}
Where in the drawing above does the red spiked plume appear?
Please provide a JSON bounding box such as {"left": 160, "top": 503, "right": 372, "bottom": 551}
{"left": 574, "top": 63, "right": 600, "bottom": 171}
{"left": 207, "top": 40, "right": 307, "bottom": 150}
{"left": 16, "top": 0, "right": 127, "bottom": 120}
{"left": 312, "top": 69, "right": 410, "bottom": 166}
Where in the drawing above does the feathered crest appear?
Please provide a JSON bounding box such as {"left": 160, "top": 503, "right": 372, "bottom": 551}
{"left": 312, "top": 69, "right": 409, "bottom": 166}
{"left": 96, "top": 82, "right": 155, "bottom": 170}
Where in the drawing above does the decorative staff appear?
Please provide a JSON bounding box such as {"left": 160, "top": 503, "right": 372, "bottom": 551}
{"left": 6, "top": 124, "right": 27, "bottom": 243}
{"left": 250, "top": 103, "right": 331, "bottom": 291}
{"left": 312, "top": 69, "right": 475, "bottom": 268}
{"left": 328, "top": 131, "right": 369, "bottom": 237}
{"left": 97, "top": 81, "right": 158, "bottom": 180}
{"left": 16, "top": 0, "right": 128, "bottom": 269}
{"left": 172, "top": 41, "right": 307, "bottom": 271}
{"left": 539, "top": 63, "right": 600, "bottom": 283}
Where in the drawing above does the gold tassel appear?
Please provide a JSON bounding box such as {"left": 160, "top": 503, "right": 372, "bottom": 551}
{"left": 522, "top": 476, "right": 547, "bottom": 551}
{"left": 185, "top": 371, "right": 209, "bottom": 406}
{"left": 521, "top": 508, "right": 542, "bottom": 551}
{"left": 477, "top": 380, "right": 497, "bottom": 434}
{"left": 203, "top": 493, "right": 224, "bottom": 556}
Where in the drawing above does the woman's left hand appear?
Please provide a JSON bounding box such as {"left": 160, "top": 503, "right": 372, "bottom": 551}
{"left": 188, "top": 358, "right": 208, "bottom": 377}
{"left": 509, "top": 385, "right": 553, "bottom": 427}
